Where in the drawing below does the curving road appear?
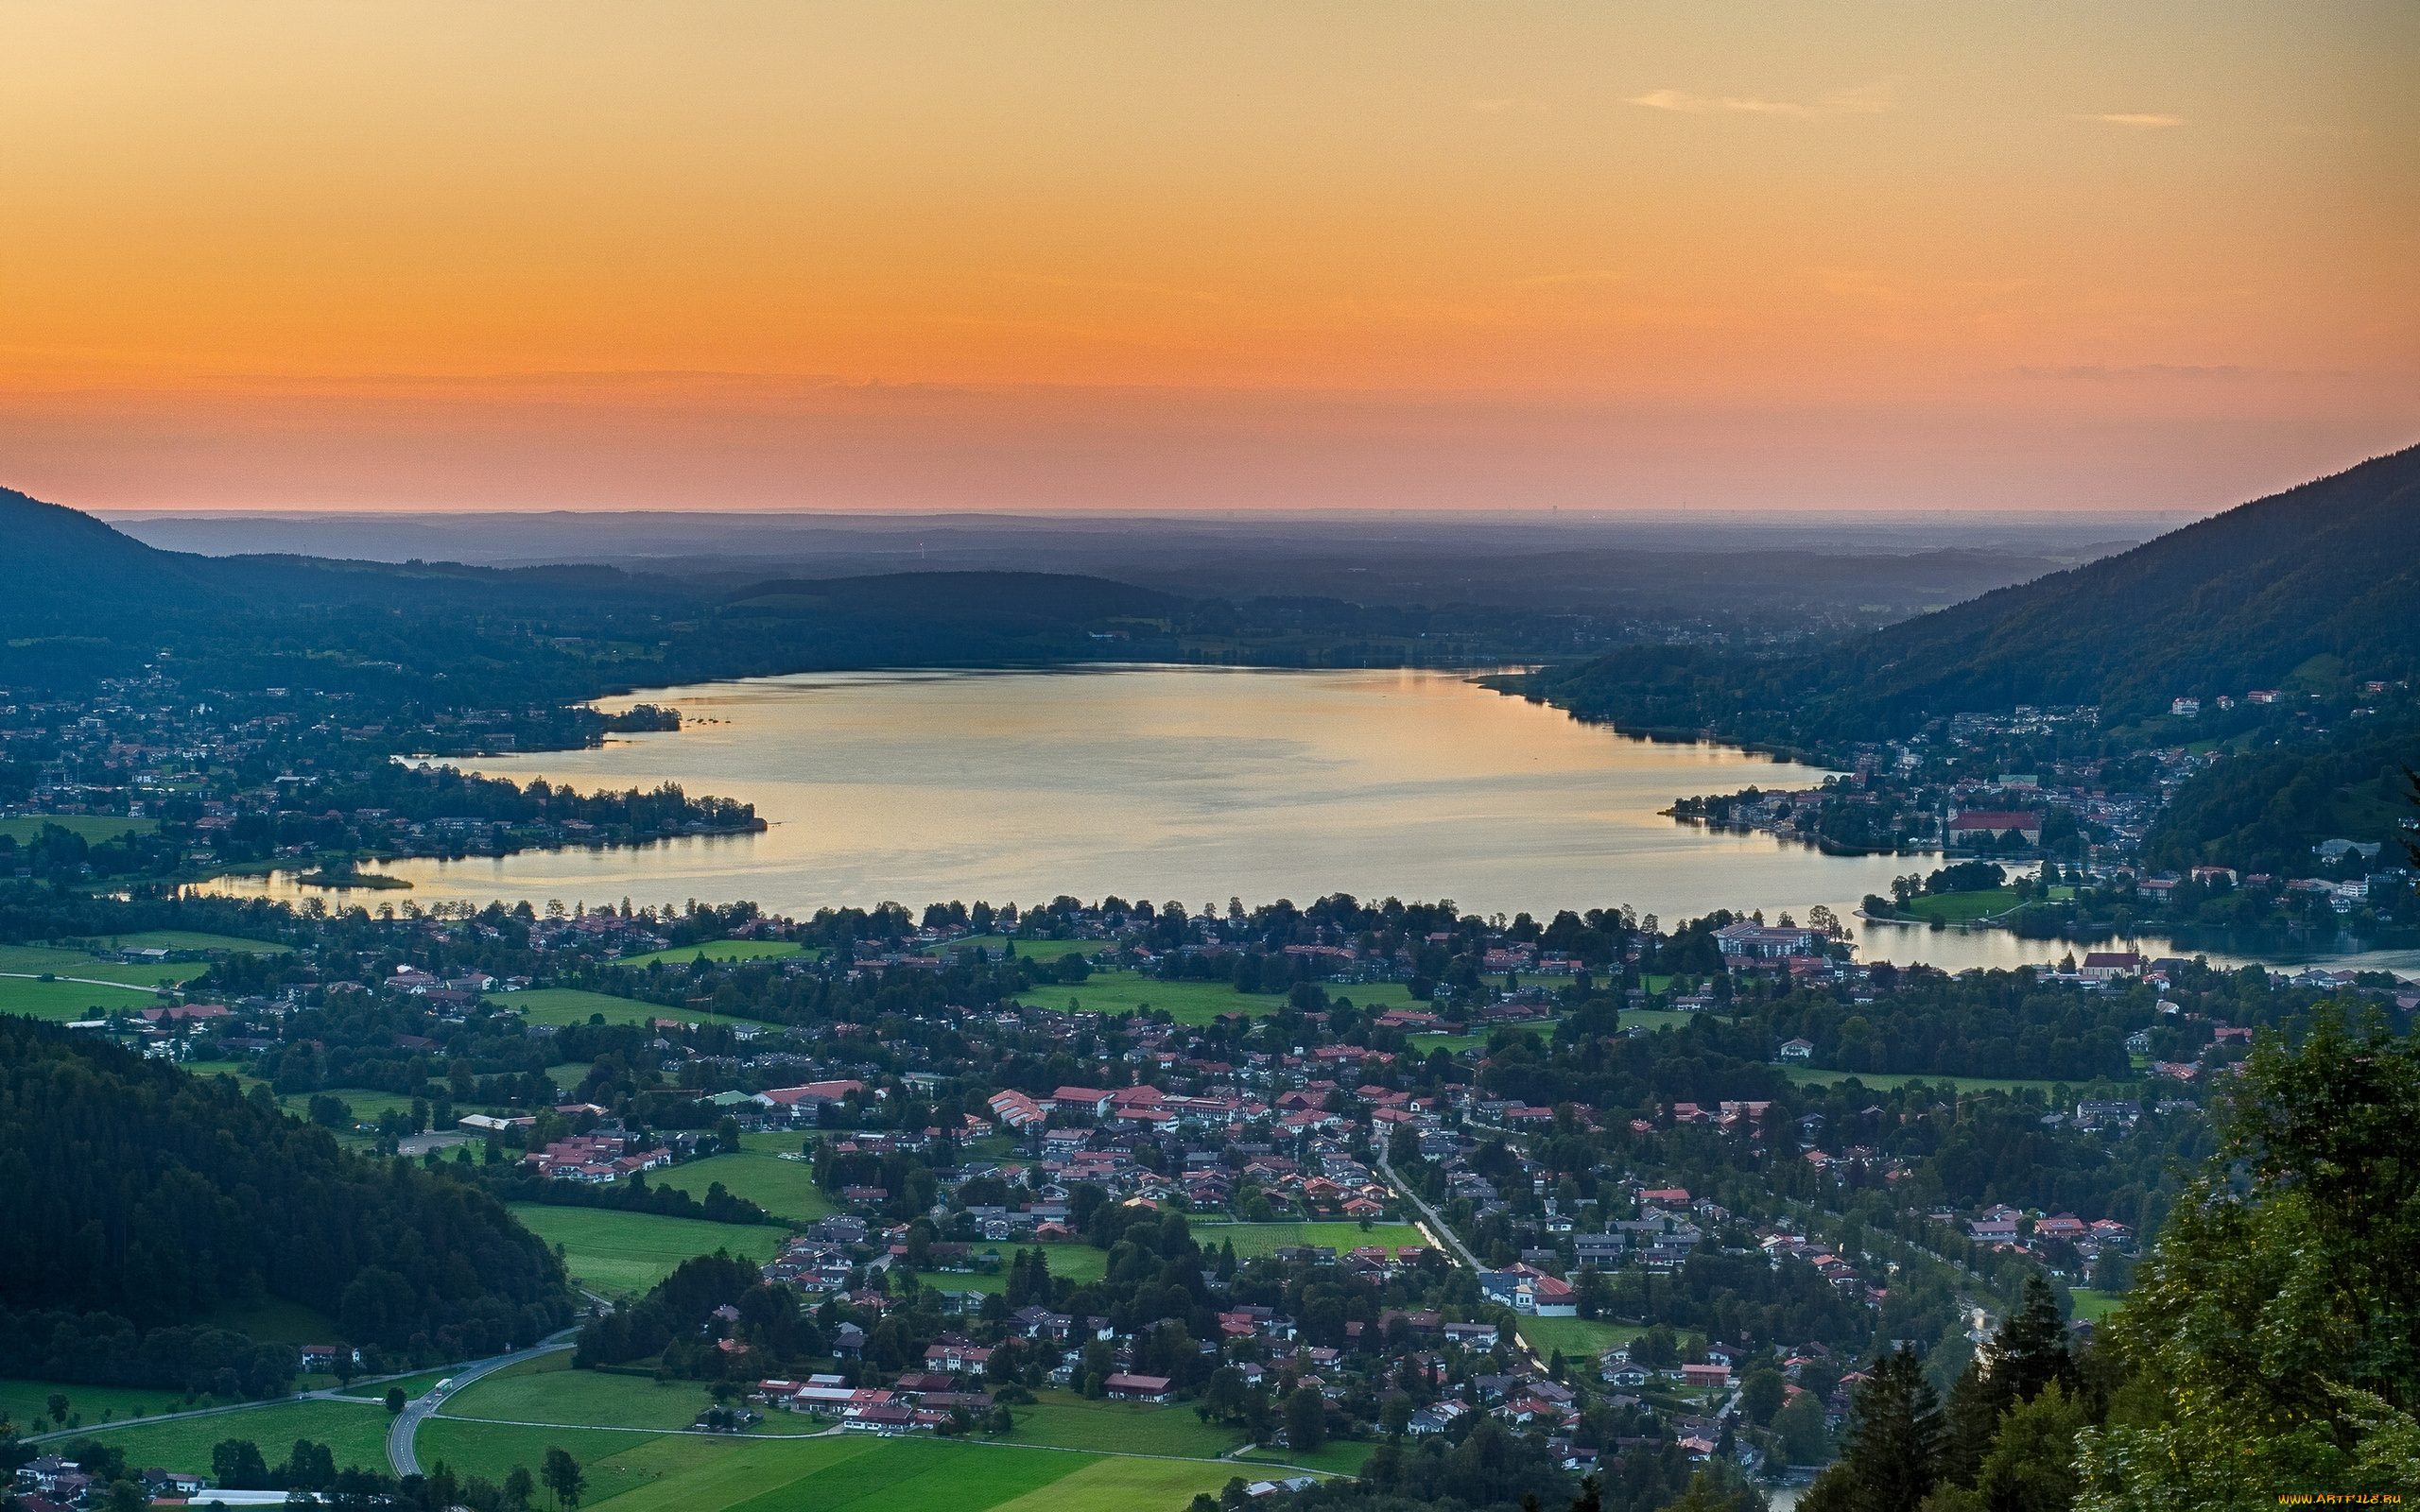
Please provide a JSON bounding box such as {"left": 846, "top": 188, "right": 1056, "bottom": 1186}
{"left": 389, "top": 1333, "right": 579, "bottom": 1477}
{"left": 1374, "top": 1148, "right": 1482, "bottom": 1271}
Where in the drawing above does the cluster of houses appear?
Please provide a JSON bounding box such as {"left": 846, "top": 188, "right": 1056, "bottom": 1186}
{"left": 518, "top": 1128, "right": 676, "bottom": 1181}
{"left": 1960, "top": 1203, "right": 2135, "bottom": 1276}
{"left": 748, "top": 1368, "right": 1001, "bottom": 1433}
{"left": 13, "top": 1458, "right": 205, "bottom": 1510}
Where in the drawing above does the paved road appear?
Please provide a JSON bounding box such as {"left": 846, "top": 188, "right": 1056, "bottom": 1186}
{"left": 0, "top": 971, "right": 179, "bottom": 993}
{"left": 389, "top": 1334, "right": 579, "bottom": 1477}
{"left": 18, "top": 1364, "right": 458, "bottom": 1447}
{"left": 1374, "top": 1149, "right": 1483, "bottom": 1271}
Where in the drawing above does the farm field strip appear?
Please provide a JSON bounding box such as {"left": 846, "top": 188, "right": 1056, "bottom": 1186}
{"left": 1195, "top": 1221, "right": 1426, "bottom": 1257}
{"left": 0, "top": 975, "right": 165, "bottom": 1020}
{"left": 0, "top": 943, "right": 214, "bottom": 986}
{"left": 504, "top": 1204, "right": 785, "bottom": 1295}
{"left": 71, "top": 1398, "right": 393, "bottom": 1477}
{"left": 615, "top": 940, "right": 816, "bottom": 969}
{"left": 638, "top": 1135, "right": 838, "bottom": 1222}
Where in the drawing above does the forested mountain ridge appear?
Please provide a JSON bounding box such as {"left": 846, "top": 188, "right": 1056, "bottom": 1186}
{"left": 0, "top": 486, "right": 1602, "bottom": 706}
{"left": 1837, "top": 442, "right": 2420, "bottom": 727}
{"left": 1530, "top": 442, "right": 2420, "bottom": 745}
{"left": 0, "top": 1019, "right": 574, "bottom": 1393}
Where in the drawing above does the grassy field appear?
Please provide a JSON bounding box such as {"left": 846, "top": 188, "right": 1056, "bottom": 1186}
{"left": 426, "top": 1403, "right": 1267, "bottom": 1512}
{"left": 70, "top": 929, "right": 285, "bottom": 954}
{"left": 0, "top": 943, "right": 216, "bottom": 988}
{"left": 1, "top": 1379, "right": 202, "bottom": 1432}
{"left": 507, "top": 986, "right": 774, "bottom": 1029}
{"left": 615, "top": 940, "right": 816, "bottom": 969}
{"left": 938, "top": 936, "right": 1099, "bottom": 962}
{"left": 1004, "top": 970, "right": 1425, "bottom": 1026}
{"left": 984, "top": 1452, "right": 1254, "bottom": 1512}
{"left": 0, "top": 975, "right": 164, "bottom": 1020}
{"left": 1624, "top": 1009, "right": 1730, "bottom": 1031}
{"left": 994, "top": 1391, "right": 1246, "bottom": 1456}
{"left": 1514, "top": 1315, "right": 1646, "bottom": 1361}
{"left": 1778, "top": 1066, "right": 2091, "bottom": 1096}
{"left": 576, "top": 1436, "right": 1096, "bottom": 1512}
{"left": 262, "top": 1085, "right": 426, "bottom": 1135}
{"left": 77, "top": 1398, "right": 392, "bottom": 1477}
{"left": 1004, "top": 971, "right": 1284, "bottom": 1023}
{"left": 2067, "top": 1288, "right": 2126, "bottom": 1322}
{"left": 934, "top": 1243, "right": 1108, "bottom": 1294}
{"left": 1235, "top": 1438, "right": 1374, "bottom": 1476}
{"left": 1198, "top": 1222, "right": 1425, "bottom": 1258}
{"left": 638, "top": 1135, "right": 837, "bottom": 1222}
{"left": 1408, "top": 1033, "right": 1485, "bottom": 1055}
{"left": 1899, "top": 888, "right": 2023, "bottom": 924}
{"left": 509, "top": 987, "right": 683, "bottom": 1026}
{"left": 0, "top": 816, "right": 157, "bottom": 845}
{"left": 442, "top": 1353, "right": 806, "bottom": 1435}
{"left": 506, "top": 1204, "right": 786, "bottom": 1297}
{"left": 418, "top": 1415, "right": 674, "bottom": 1489}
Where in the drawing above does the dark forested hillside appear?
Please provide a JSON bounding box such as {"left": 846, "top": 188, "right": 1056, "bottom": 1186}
{"left": 1834, "top": 443, "right": 2420, "bottom": 728}
{"left": 1530, "top": 442, "right": 2420, "bottom": 746}
{"left": 0, "top": 1020, "right": 573, "bottom": 1393}
{"left": 0, "top": 486, "right": 1571, "bottom": 708}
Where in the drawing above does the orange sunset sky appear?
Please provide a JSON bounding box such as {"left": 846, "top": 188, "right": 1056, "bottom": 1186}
{"left": 4, "top": 2, "right": 2414, "bottom": 515}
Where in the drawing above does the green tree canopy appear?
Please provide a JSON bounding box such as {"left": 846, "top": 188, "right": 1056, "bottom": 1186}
{"left": 2076, "top": 1004, "right": 2420, "bottom": 1507}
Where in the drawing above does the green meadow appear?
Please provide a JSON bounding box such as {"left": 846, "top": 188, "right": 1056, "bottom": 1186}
{"left": 936, "top": 936, "right": 1099, "bottom": 962}
{"left": 1004, "top": 969, "right": 1426, "bottom": 1025}
{"left": 1778, "top": 1066, "right": 2090, "bottom": 1097}
{"left": 0, "top": 943, "right": 215, "bottom": 988}
{"left": 0, "top": 976, "right": 164, "bottom": 1020}
{"left": 1513, "top": 1315, "right": 1646, "bottom": 1361}
{"left": 565, "top": 1435, "right": 1242, "bottom": 1512}
{"left": 614, "top": 940, "right": 817, "bottom": 969}
{"left": 1, "top": 1379, "right": 201, "bottom": 1434}
{"left": 1898, "top": 888, "right": 2024, "bottom": 924}
{"left": 506, "top": 986, "right": 774, "bottom": 1029}
{"left": 925, "top": 1243, "right": 1107, "bottom": 1294}
{"left": 70, "top": 930, "right": 285, "bottom": 954}
{"left": 1623, "top": 1009, "right": 1728, "bottom": 1031}
{"left": 637, "top": 1133, "right": 838, "bottom": 1222}
{"left": 76, "top": 1398, "right": 392, "bottom": 1478}
{"left": 417, "top": 1417, "right": 672, "bottom": 1490}
{"left": 440, "top": 1352, "right": 816, "bottom": 1436}
{"left": 996, "top": 1391, "right": 1246, "bottom": 1457}
{"left": 1234, "top": 1438, "right": 1374, "bottom": 1476}
{"left": 1198, "top": 1222, "right": 1425, "bottom": 1258}
{"left": 0, "top": 816, "right": 158, "bottom": 845}
{"left": 985, "top": 1453, "right": 1263, "bottom": 1512}
{"left": 505, "top": 1205, "right": 784, "bottom": 1297}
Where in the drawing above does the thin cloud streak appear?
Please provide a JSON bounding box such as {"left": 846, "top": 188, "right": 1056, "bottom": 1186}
{"left": 1627, "top": 82, "right": 1893, "bottom": 118}
{"left": 2077, "top": 112, "right": 2186, "bottom": 128}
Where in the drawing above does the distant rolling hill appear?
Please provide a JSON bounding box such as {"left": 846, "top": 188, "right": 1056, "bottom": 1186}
{"left": 1531, "top": 442, "right": 2420, "bottom": 744}
{"left": 0, "top": 485, "right": 1193, "bottom": 696}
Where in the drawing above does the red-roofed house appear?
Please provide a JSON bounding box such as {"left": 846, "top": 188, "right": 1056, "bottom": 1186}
{"left": 1945, "top": 811, "right": 2043, "bottom": 845}
{"left": 1047, "top": 1087, "right": 1115, "bottom": 1117}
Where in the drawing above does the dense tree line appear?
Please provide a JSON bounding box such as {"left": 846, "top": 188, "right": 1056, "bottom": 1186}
{"left": 0, "top": 1020, "right": 575, "bottom": 1392}
{"left": 2145, "top": 711, "right": 2420, "bottom": 876}
{"left": 1791, "top": 1005, "right": 2420, "bottom": 1511}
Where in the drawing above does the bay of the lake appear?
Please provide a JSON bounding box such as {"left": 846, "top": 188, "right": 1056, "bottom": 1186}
{"left": 201, "top": 667, "right": 2367, "bottom": 972}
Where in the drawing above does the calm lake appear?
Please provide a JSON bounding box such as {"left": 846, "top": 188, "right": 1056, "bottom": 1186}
{"left": 201, "top": 667, "right": 2390, "bottom": 972}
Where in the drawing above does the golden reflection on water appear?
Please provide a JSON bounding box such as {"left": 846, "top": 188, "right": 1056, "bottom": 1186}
{"left": 195, "top": 668, "right": 2360, "bottom": 971}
